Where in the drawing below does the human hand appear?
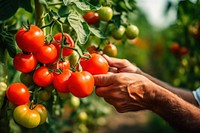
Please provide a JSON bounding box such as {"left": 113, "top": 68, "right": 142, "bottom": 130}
{"left": 94, "top": 73, "right": 157, "bottom": 113}
{"left": 103, "top": 55, "right": 142, "bottom": 74}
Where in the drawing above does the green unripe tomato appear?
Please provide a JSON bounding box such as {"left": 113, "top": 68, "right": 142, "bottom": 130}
{"left": 111, "top": 25, "right": 126, "bottom": 40}
{"left": 98, "top": 6, "right": 113, "bottom": 22}
{"left": 125, "top": 24, "right": 139, "bottom": 39}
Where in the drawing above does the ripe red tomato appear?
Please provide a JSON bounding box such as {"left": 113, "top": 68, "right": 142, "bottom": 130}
{"left": 6, "top": 83, "right": 30, "bottom": 105}
{"left": 125, "top": 24, "right": 139, "bottom": 39}
{"left": 35, "top": 44, "right": 57, "bottom": 64}
{"left": 33, "top": 66, "right": 54, "bottom": 87}
{"left": 68, "top": 71, "right": 94, "bottom": 98}
{"left": 103, "top": 43, "right": 117, "bottom": 57}
{"left": 13, "top": 53, "right": 37, "bottom": 73}
{"left": 179, "top": 47, "right": 188, "bottom": 56}
{"left": 80, "top": 53, "right": 109, "bottom": 75}
{"left": 52, "top": 33, "right": 75, "bottom": 58}
{"left": 83, "top": 11, "right": 99, "bottom": 25}
{"left": 98, "top": 6, "right": 113, "bottom": 22}
{"left": 53, "top": 69, "right": 72, "bottom": 93}
{"left": 15, "top": 25, "right": 44, "bottom": 52}
{"left": 170, "top": 42, "right": 180, "bottom": 54}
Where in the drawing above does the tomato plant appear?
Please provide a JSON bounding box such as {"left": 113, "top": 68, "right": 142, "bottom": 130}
{"left": 83, "top": 11, "right": 99, "bottom": 25}
{"left": 80, "top": 53, "right": 109, "bottom": 75}
{"left": 33, "top": 66, "right": 54, "bottom": 87}
{"left": 52, "top": 33, "right": 75, "bottom": 58}
{"left": 68, "top": 71, "right": 94, "bottom": 98}
{"left": 35, "top": 44, "right": 58, "bottom": 64}
{"left": 15, "top": 25, "right": 44, "bottom": 52}
{"left": 38, "top": 90, "right": 52, "bottom": 101}
{"left": 13, "top": 53, "right": 37, "bottom": 73}
{"left": 6, "top": 83, "right": 30, "bottom": 105}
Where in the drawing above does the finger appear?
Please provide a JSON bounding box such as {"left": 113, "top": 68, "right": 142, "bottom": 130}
{"left": 93, "top": 74, "right": 114, "bottom": 87}
{"left": 108, "top": 67, "right": 118, "bottom": 73}
{"left": 95, "top": 86, "right": 112, "bottom": 97}
{"left": 103, "top": 54, "right": 130, "bottom": 69}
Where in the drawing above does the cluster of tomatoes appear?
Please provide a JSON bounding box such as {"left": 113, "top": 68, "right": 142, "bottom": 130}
{"left": 83, "top": 6, "right": 139, "bottom": 40}
{"left": 6, "top": 24, "right": 109, "bottom": 128}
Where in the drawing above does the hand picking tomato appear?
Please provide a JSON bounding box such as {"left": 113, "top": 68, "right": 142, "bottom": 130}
{"left": 35, "top": 44, "right": 57, "bottom": 64}
{"left": 80, "top": 53, "right": 109, "bottom": 75}
{"left": 13, "top": 53, "right": 37, "bottom": 73}
{"left": 13, "top": 104, "right": 41, "bottom": 128}
{"left": 53, "top": 69, "right": 72, "bottom": 93}
{"left": 83, "top": 11, "right": 99, "bottom": 25}
{"left": 6, "top": 83, "right": 30, "bottom": 105}
{"left": 52, "top": 33, "right": 75, "bottom": 57}
{"left": 68, "top": 71, "right": 94, "bottom": 98}
{"left": 15, "top": 25, "right": 44, "bottom": 52}
{"left": 33, "top": 66, "right": 54, "bottom": 87}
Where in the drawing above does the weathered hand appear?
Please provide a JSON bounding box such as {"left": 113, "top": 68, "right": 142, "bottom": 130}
{"left": 103, "top": 55, "right": 142, "bottom": 74}
{"left": 94, "top": 73, "right": 156, "bottom": 113}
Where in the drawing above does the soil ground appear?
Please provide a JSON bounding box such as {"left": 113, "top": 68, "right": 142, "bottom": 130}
{"left": 94, "top": 110, "right": 151, "bottom": 133}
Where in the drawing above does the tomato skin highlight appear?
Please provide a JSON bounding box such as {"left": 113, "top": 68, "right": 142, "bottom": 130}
{"left": 13, "top": 104, "right": 41, "bottom": 128}
{"left": 13, "top": 53, "right": 37, "bottom": 73}
{"left": 83, "top": 11, "right": 99, "bottom": 25}
{"left": 33, "top": 66, "right": 54, "bottom": 87}
{"left": 53, "top": 69, "right": 72, "bottom": 93}
{"left": 68, "top": 71, "right": 94, "bottom": 98}
{"left": 80, "top": 53, "right": 109, "bottom": 75}
{"left": 16, "top": 25, "right": 44, "bottom": 52}
{"left": 35, "top": 44, "right": 57, "bottom": 64}
{"left": 6, "top": 83, "right": 30, "bottom": 105}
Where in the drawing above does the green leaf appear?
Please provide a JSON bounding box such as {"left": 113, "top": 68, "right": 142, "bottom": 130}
{"left": 63, "top": 0, "right": 72, "bottom": 6}
{"left": 68, "top": 11, "right": 90, "bottom": 44}
{"left": 0, "top": 31, "right": 16, "bottom": 58}
{"left": 19, "top": 0, "right": 33, "bottom": 13}
{"left": 89, "top": 26, "right": 106, "bottom": 39}
{"left": 0, "top": 0, "right": 19, "bottom": 20}
{"left": 73, "top": 1, "right": 101, "bottom": 11}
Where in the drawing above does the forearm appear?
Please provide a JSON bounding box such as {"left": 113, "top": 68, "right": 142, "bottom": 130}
{"left": 141, "top": 71, "right": 198, "bottom": 106}
{"left": 151, "top": 87, "right": 200, "bottom": 133}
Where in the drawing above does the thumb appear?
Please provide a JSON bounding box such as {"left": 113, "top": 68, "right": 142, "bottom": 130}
{"left": 103, "top": 54, "right": 130, "bottom": 69}
{"left": 93, "top": 74, "right": 114, "bottom": 87}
